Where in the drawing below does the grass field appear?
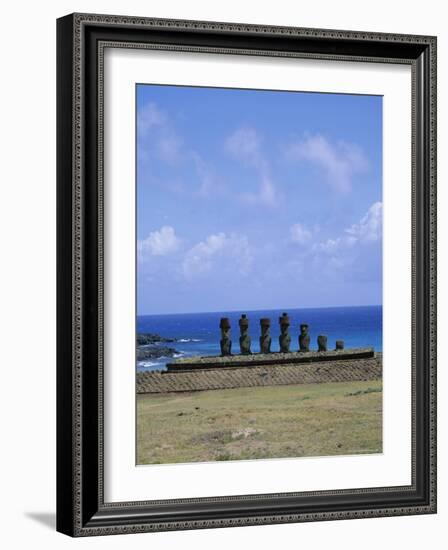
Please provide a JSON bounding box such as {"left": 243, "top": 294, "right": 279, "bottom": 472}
{"left": 137, "top": 379, "right": 382, "bottom": 464}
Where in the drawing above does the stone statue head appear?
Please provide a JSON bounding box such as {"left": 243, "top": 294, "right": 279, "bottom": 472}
{"left": 239, "top": 314, "right": 249, "bottom": 334}
{"left": 219, "top": 318, "right": 232, "bottom": 356}
{"left": 279, "top": 312, "right": 290, "bottom": 333}
{"left": 317, "top": 334, "right": 327, "bottom": 351}
{"left": 220, "top": 317, "right": 231, "bottom": 336}
{"left": 260, "top": 318, "right": 270, "bottom": 336}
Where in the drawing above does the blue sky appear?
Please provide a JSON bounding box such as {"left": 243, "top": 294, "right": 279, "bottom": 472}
{"left": 136, "top": 84, "right": 382, "bottom": 315}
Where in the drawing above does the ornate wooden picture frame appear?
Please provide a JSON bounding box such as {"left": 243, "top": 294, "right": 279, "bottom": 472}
{"left": 57, "top": 13, "right": 437, "bottom": 536}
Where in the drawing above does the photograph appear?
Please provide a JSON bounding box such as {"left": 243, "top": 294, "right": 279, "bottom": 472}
{"left": 55, "top": 10, "right": 436, "bottom": 537}
{"left": 0, "top": 0, "right": 442, "bottom": 543}
{"left": 135, "top": 84, "right": 383, "bottom": 465}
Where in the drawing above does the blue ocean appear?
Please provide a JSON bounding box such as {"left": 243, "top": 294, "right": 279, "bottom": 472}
{"left": 137, "top": 305, "right": 382, "bottom": 372}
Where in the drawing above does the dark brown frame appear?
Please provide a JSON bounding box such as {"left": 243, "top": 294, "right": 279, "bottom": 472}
{"left": 57, "top": 13, "right": 437, "bottom": 536}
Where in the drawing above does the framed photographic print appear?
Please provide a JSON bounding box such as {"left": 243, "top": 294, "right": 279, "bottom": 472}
{"left": 56, "top": 13, "right": 437, "bottom": 536}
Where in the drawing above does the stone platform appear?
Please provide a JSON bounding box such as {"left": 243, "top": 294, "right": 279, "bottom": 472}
{"left": 166, "top": 347, "right": 374, "bottom": 372}
{"left": 137, "top": 353, "right": 382, "bottom": 394}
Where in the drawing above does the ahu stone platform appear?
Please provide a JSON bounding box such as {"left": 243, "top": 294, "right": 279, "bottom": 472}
{"left": 166, "top": 347, "right": 374, "bottom": 372}
{"left": 137, "top": 352, "right": 382, "bottom": 394}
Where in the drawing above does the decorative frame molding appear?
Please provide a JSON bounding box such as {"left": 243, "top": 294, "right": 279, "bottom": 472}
{"left": 57, "top": 13, "right": 437, "bottom": 536}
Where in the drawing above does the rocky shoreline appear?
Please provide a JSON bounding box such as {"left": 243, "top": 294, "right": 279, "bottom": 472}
{"left": 137, "top": 332, "right": 176, "bottom": 345}
{"left": 137, "top": 333, "right": 178, "bottom": 360}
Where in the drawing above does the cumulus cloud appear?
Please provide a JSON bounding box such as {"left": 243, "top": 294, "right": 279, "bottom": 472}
{"left": 182, "top": 232, "right": 253, "bottom": 281}
{"left": 314, "top": 237, "right": 343, "bottom": 254}
{"left": 315, "top": 201, "right": 382, "bottom": 256}
{"left": 138, "top": 226, "right": 180, "bottom": 258}
{"left": 225, "top": 127, "right": 278, "bottom": 207}
{"left": 286, "top": 134, "right": 368, "bottom": 193}
{"left": 290, "top": 222, "right": 312, "bottom": 244}
{"left": 345, "top": 201, "right": 382, "bottom": 243}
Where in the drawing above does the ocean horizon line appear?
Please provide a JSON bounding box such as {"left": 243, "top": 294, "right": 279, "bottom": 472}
{"left": 137, "top": 304, "right": 382, "bottom": 319}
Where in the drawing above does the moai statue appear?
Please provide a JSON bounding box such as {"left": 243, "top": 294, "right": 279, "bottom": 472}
{"left": 317, "top": 335, "right": 328, "bottom": 352}
{"left": 219, "top": 318, "right": 232, "bottom": 356}
{"left": 239, "top": 314, "right": 252, "bottom": 355}
{"left": 335, "top": 340, "right": 344, "bottom": 351}
{"left": 279, "top": 313, "right": 291, "bottom": 353}
{"left": 299, "top": 324, "right": 310, "bottom": 352}
{"left": 259, "top": 318, "right": 272, "bottom": 354}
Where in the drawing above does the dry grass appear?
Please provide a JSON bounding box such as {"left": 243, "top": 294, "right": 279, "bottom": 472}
{"left": 137, "top": 379, "right": 382, "bottom": 464}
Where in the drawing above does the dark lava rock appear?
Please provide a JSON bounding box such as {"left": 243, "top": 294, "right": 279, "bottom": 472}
{"left": 136, "top": 333, "right": 176, "bottom": 346}
{"left": 137, "top": 346, "right": 177, "bottom": 360}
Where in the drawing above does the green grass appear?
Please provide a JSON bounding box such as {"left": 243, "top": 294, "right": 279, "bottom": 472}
{"left": 137, "top": 379, "right": 382, "bottom": 465}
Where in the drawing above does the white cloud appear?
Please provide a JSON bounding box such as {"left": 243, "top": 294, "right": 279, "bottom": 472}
{"left": 138, "top": 103, "right": 226, "bottom": 198}
{"left": 286, "top": 134, "right": 368, "bottom": 193}
{"left": 190, "top": 153, "right": 224, "bottom": 198}
{"left": 314, "top": 237, "right": 343, "bottom": 254}
{"left": 182, "top": 232, "right": 253, "bottom": 281}
{"left": 314, "top": 202, "right": 382, "bottom": 256}
{"left": 239, "top": 175, "right": 277, "bottom": 207}
{"left": 138, "top": 102, "right": 185, "bottom": 165}
{"left": 225, "top": 127, "right": 278, "bottom": 207}
{"left": 226, "top": 127, "right": 263, "bottom": 161}
{"left": 138, "top": 226, "right": 180, "bottom": 258}
{"left": 345, "top": 201, "right": 382, "bottom": 243}
{"left": 157, "top": 134, "right": 183, "bottom": 163}
{"left": 137, "top": 102, "right": 166, "bottom": 135}
{"left": 290, "top": 222, "right": 312, "bottom": 244}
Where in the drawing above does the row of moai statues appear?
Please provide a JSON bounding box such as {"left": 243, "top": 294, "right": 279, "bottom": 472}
{"left": 219, "top": 313, "right": 344, "bottom": 356}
